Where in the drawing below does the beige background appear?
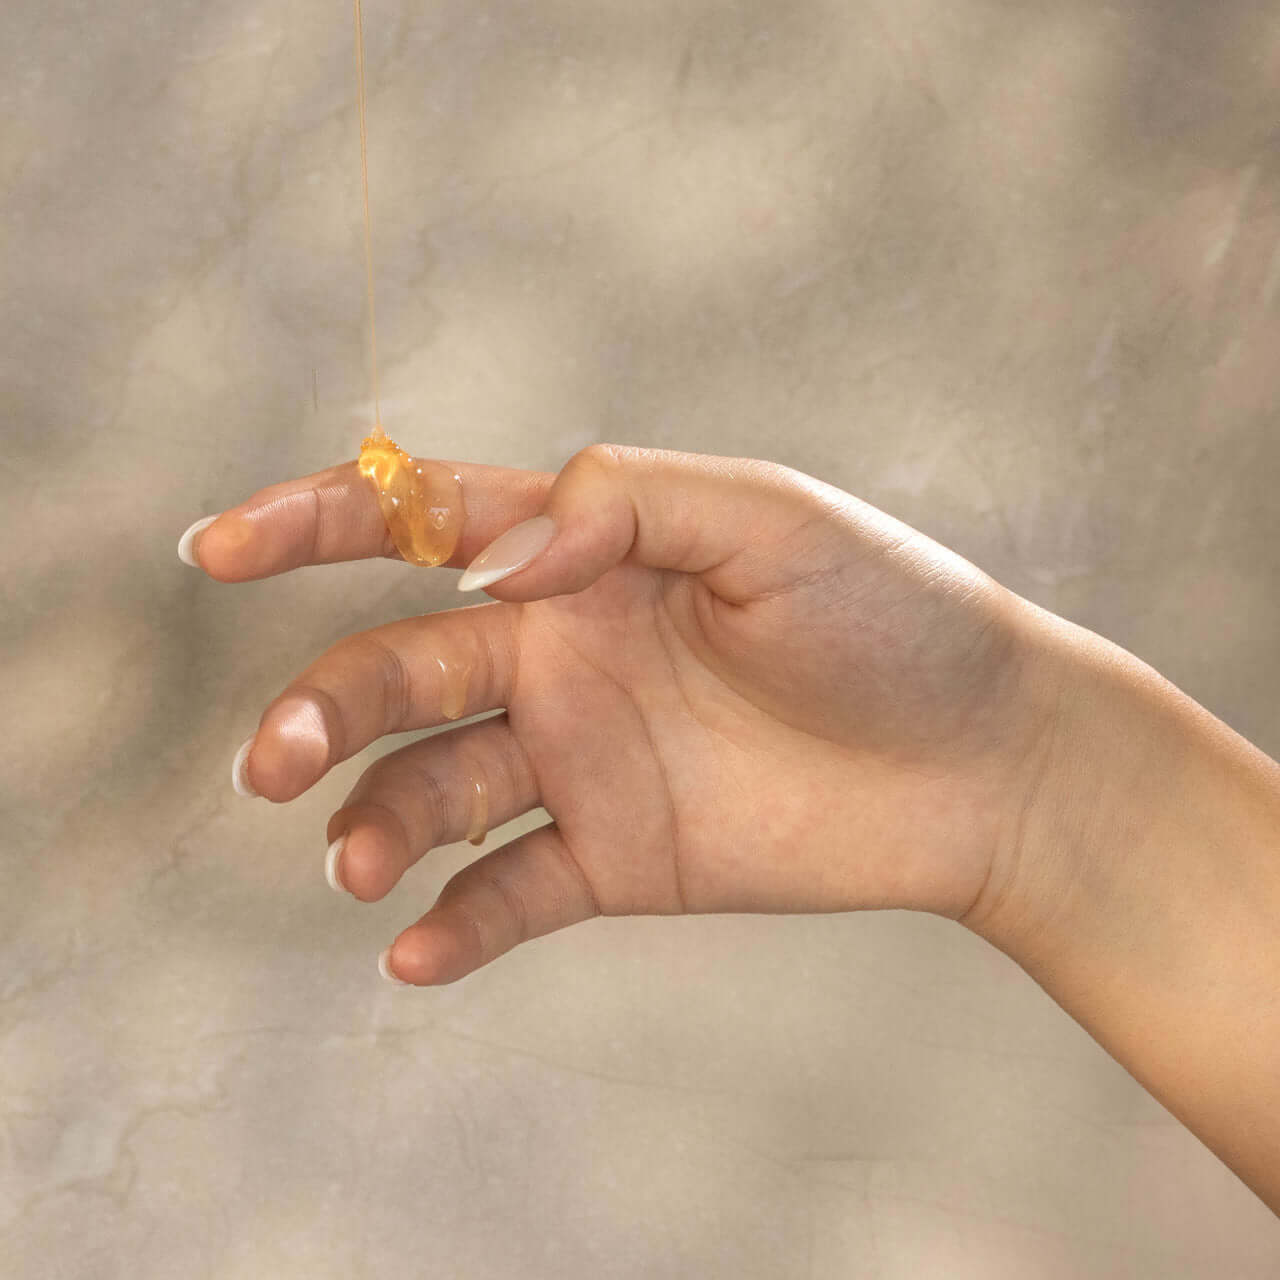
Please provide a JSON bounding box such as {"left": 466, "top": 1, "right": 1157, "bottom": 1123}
{"left": 3, "top": 0, "right": 1280, "bottom": 1274}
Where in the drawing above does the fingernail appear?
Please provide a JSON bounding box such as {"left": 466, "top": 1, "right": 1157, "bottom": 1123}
{"left": 457, "top": 515, "right": 555, "bottom": 592}
{"left": 177, "top": 515, "right": 218, "bottom": 568}
{"left": 378, "top": 946, "right": 409, "bottom": 986}
{"left": 324, "top": 836, "right": 348, "bottom": 893}
{"left": 231, "top": 736, "right": 259, "bottom": 798}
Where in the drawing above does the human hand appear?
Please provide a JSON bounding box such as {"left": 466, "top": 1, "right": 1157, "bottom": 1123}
{"left": 183, "top": 445, "right": 1061, "bottom": 985}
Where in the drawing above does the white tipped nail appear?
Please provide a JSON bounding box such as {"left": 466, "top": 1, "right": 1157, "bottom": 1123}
{"left": 378, "top": 947, "right": 408, "bottom": 986}
{"left": 324, "top": 837, "right": 348, "bottom": 893}
{"left": 177, "top": 515, "right": 218, "bottom": 568}
{"left": 231, "top": 736, "right": 259, "bottom": 798}
{"left": 457, "top": 515, "right": 555, "bottom": 593}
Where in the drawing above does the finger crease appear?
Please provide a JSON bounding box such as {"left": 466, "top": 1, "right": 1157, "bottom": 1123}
{"left": 305, "top": 486, "right": 323, "bottom": 565}
{"left": 358, "top": 799, "right": 413, "bottom": 863}
{"left": 403, "top": 759, "right": 451, "bottom": 846}
{"left": 366, "top": 634, "right": 413, "bottom": 734}
{"left": 482, "top": 869, "right": 529, "bottom": 945}
{"left": 555, "top": 830, "right": 602, "bottom": 921}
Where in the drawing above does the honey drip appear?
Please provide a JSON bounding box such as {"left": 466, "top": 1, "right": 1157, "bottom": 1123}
{"left": 353, "top": 0, "right": 380, "bottom": 427}
{"left": 465, "top": 777, "right": 489, "bottom": 847}
{"left": 359, "top": 435, "right": 465, "bottom": 566}
{"left": 435, "top": 654, "right": 474, "bottom": 721}
{"left": 351, "top": 2, "right": 465, "bottom": 566}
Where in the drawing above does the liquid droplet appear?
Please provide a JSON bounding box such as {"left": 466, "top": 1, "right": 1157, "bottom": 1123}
{"left": 466, "top": 776, "right": 489, "bottom": 846}
{"left": 358, "top": 430, "right": 465, "bottom": 567}
{"left": 435, "top": 654, "right": 473, "bottom": 722}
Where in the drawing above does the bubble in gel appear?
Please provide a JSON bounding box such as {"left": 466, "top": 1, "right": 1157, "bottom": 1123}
{"left": 358, "top": 430, "right": 464, "bottom": 567}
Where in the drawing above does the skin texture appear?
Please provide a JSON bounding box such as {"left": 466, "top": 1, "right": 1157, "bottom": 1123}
{"left": 967, "top": 609, "right": 1280, "bottom": 1217}
{"left": 190, "top": 443, "right": 1280, "bottom": 1215}
{"left": 192, "top": 445, "right": 1060, "bottom": 983}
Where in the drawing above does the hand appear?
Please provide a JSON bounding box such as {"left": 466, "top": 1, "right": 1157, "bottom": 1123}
{"left": 186, "top": 445, "right": 1060, "bottom": 985}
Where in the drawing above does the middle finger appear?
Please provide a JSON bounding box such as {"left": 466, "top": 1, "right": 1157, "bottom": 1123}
{"left": 239, "top": 600, "right": 520, "bottom": 802}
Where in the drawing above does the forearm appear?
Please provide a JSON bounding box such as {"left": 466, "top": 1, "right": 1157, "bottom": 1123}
{"left": 971, "top": 604, "right": 1280, "bottom": 1214}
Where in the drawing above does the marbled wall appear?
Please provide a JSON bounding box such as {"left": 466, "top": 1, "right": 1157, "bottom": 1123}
{"left": 3, "top": 0, "right": 1279, "bottom": 1274}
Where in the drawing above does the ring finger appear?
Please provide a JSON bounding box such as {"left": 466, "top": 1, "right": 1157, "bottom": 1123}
{"left": 325, "top": 715, "right": 541, "bottom": 902}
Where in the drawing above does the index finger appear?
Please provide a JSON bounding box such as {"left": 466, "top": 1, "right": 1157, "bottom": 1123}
{"left": 185, "top": 459, "right": 553, "bottom": 583}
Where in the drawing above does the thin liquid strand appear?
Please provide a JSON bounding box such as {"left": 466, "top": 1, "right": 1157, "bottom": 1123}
{"left": 353, "top": 0, "right": 382, "bottom": 435}
{"left": 352, "top": 1, "right": 467, "bottom": 570}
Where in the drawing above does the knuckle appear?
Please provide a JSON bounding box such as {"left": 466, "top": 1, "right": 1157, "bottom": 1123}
{"left": 438, "top": 873, "right": 506, "bottom": 964}
{"left": 738, "top": 456, "right": 812, "bottom": 501}
{"left": 494, "top": 734, "right": 532, "bottom": 806}
{"left": 448, "top": 897, "right": 491, "bottom": 968}
{"left": 396, "top": 754, "right": 450, "bottom": 845}
{"left": 357, "top": 798, "right": 413, "bottom": 859}
{"left": 566, "top": 441, "right": 634, "bottom": 480}
{"left": 478, "top": 718, "right": 528, "bottom": 806}
{"left": 420, "top": 769, "right": 452, "bottom": 845}
{"left": 554, "top": 837, "right": 602, "bottom": 921}
{"left": 352, "top": 633, "right": 413, "bottom": 734}
{"left": 481, "top": 868, "right": 529, "bottom": 945}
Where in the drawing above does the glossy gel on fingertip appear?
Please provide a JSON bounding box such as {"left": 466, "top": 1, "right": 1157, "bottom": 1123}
{"left": 177, "top": 515, "right": 218, "bottom": 568}
{"left": 457, "top": 515, "right": 555, "bottom": 592}
{"left": 231, "top": 736, "right": 259, "bottom": 798}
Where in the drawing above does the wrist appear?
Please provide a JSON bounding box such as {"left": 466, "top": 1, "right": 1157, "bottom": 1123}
{"left": 961, "top": 598, "right": 1280, "bottom": 1213}
{"left": 960, "top": 596, "right": 1274, "bottom": 966}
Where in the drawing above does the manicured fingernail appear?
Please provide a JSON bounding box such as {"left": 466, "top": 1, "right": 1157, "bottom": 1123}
{"left": 324, "top": 836, "right": 348, "bottom": 893}
{"left": 177, "top": 515, "right": 218, "bottom": 567}
{"left": 457, "top": 515, "right": 555, "bottom": 592}
{"left": 231, "top": 736, "right": 259, "bottom": 798}
{"left": 378, "top": 947, "right": 408, "bottom": 986}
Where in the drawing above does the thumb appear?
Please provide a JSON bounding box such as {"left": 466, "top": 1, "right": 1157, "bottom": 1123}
{"left": 456, "top": 443, "right": 853, "bottom": 604}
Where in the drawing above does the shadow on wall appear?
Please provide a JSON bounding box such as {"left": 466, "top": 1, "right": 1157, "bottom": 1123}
{"left": 3, "top": 0, "right": 1279, "bottom": 1260}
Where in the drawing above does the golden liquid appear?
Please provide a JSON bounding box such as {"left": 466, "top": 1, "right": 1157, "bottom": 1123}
{"left": 353, "top": 0, "right": 381, "bottom": 426}
{"left": 465, "top": 776, "right": 489, "bottom": 847}
{"left": 435, "top": 654, "right": 473, "bottom": 721}
{"left": 359, "top": 433, "right": 464, "bottom": 566}
{"left": 351, "top": 4, "right": 464, "bottom": 565}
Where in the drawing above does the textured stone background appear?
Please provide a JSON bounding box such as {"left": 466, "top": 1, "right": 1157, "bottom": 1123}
{"left": 3, "top": 0, "right": 1279, "bottom": 1274}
